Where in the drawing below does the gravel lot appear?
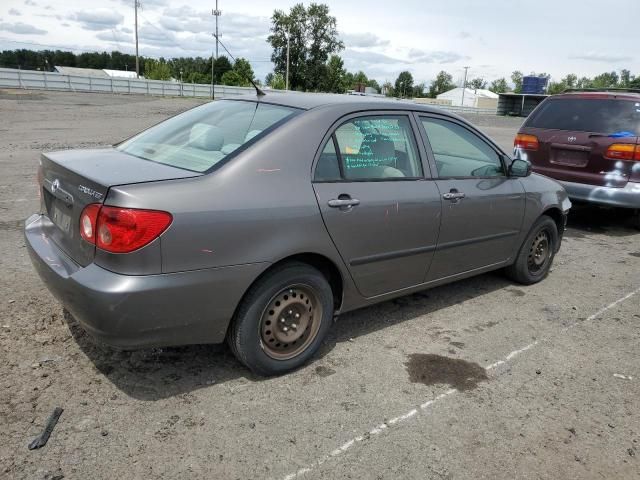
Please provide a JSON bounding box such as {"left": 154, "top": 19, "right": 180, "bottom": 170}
{"left": 1, "top": 90, "right": 639, "bottom": 480}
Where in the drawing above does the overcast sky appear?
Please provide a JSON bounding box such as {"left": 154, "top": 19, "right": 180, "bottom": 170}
{"left": 0, "top": 0, "right": 638, "bottom": 85}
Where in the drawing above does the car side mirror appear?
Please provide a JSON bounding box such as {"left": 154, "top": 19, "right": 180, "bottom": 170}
{"left": 509, "top": 158, "right": 532, "bottom": 177}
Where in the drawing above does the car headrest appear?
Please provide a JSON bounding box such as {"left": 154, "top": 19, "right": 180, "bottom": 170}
{"left": 189, "top": 124, "right": 224, "bottom": 151}
{"left": 361, "top": 133, "right": 395, "bottom": 165}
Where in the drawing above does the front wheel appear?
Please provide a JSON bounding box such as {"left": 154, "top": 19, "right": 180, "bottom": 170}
{"left": 227, "top": 262, "right": 334, "bottom": 376}
{"left": 505, "top": 215, "right": 558, "bottom": 285}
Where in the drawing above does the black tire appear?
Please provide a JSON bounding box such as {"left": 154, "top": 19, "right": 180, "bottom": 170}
{"left": 630, "top": 210, "right": 640, "bottom": 230}
{"left": 227, "top": 262, "right": 334, "bottom": 376}
{"left": 505, "top": 215, "right": 558, "bottom": 285}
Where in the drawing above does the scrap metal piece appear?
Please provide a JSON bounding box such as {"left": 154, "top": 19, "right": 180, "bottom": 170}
{"left": 28, "top": 407, "right": 63, "bottom": 450}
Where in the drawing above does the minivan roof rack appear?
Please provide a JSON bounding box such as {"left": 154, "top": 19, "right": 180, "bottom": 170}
{"left": 563, "top": 88, "right": 640, "bottom": 94}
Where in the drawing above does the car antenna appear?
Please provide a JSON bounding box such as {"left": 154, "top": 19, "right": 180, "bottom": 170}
{"left": 213, "top": 34, "right": 266, "bottom": 97}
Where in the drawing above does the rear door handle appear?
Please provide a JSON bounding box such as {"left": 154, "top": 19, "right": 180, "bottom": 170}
{"left": 442, "top": 192, "right": 465, "bottom": 200}
{"left": 328, "top": 198, "right": 360, "bottom": 208}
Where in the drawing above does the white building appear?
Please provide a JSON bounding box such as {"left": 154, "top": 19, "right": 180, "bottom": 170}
{"left": 436, "top": 87, "right": 498, "bottom": 108}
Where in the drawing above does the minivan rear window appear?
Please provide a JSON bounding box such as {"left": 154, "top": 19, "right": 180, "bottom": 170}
{"left": 525, "top": 97, "right": 640, "bottom": 135}
{"left": 117, "top": 100, "right": 298, "bottom": 172}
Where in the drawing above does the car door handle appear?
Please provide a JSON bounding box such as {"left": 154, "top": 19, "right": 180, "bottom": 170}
{"left": 442, "top": 192, "right": 466, "bottom": 200}
{"left": 328, "top": 198, "right": 360, "bottom": 208}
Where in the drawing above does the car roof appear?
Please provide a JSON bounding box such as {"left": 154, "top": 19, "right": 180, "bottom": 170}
{"left": 224, "top": 91, "right": 454, "bottom": 114}
{"left": 552, "top": 90, "right": 640, "bottom": 101}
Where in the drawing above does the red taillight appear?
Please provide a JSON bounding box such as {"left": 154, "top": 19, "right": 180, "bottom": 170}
{"left": 604, "top": 143, "right": 640, "bottom": 161}
{"left": 79, "top": 204, "right": 172, "bottom": 253}
{"left": 514, "top": 133, "right": 539, "bottom": 151}
{"left": 80, "top": 203, "right": 100, "bottom": 243}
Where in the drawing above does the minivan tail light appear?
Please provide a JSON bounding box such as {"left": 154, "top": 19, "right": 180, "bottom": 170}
{"left": 514, "top": 134, "right": 539, "bottom": 151}
{"left": 604, "top": 143, "right": 640, "bottom": 161}
{"left": 79, "top": 204, "right": 172, "bottom": 253}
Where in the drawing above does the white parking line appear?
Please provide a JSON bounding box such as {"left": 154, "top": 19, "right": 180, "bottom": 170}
{"left": 280, "top": 287, "right": 640, "bottom": 480}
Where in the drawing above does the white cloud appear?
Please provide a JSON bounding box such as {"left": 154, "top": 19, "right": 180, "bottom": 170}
{"left": 569, "top": 52, "right": 634, "bottom": 63}
{"left": 341, "top": 32, "right": 389, "bottom": 48}
{"left": 408, "top": 48, "right": 468, "bottom": 64}
{"left": 73, "top": 9, "right": 124, "bottom": 31}
{"left": 0, "top": 21, "right": 47, "bottom": 35}
{"left": 9, "top": 8, "right": 21, "bottom": 16}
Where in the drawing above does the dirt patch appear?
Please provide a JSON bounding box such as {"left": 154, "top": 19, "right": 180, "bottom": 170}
{"left": 404, "top": 354, "right": 488, "bottom": 391}
{"left": 506, "top": 288, "right": 526, "bottom": 297}
{"left": 629, "top": 252, "right": 640, "bottom": 258}
{"left": 315, "top": 365, "right": 336, "bottom": 377}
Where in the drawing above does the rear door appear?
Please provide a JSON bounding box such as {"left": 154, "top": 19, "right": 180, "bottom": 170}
{"left": 520, "top": 96, "right": 640, "bottom": 187}
{"left": 417, "top": 114, "right": 525, "bottom": 281}
{"left": 312, "top": 112, "right": 441, "bottom": 298}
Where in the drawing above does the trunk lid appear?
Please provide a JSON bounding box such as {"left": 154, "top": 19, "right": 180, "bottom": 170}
{"left": 39, "top": 148, "right": 201, "bottom": 266}
{"left": 522, "top": 128, "right": 638, "bottom": 187}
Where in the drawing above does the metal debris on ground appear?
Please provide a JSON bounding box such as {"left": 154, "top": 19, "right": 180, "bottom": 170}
{"left": 28, "top": 407, "right": 63, "bottom": 450}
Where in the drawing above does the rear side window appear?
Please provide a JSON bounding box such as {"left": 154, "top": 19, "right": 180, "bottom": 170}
{"left": 421, "top": 117, "right": 504, "bottom": 177}
{"left": 525, "top": 98, "right": 640, "bottom": 135}
{"left": 315, "top": 115, "right": 422, "bottom": 181}
{"left": 117, "top": 100, "right": 298, "bottom": 172}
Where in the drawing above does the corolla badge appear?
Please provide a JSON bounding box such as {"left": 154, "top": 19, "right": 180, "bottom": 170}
{"left": 51, "top": 179, "right": 60, "bottom": 192}
{"left": 567, "top": 136, "right": 577, "bottom": 142}
{"left": 78, "top": 185, "right": 103, "bottom": 200}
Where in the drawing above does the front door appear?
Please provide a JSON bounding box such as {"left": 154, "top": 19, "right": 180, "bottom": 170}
{"left": 313, "top": 113, "right": 441, "bottom": 298}
{"left": 418, "top": 115, "right": 526, "bottom": 281}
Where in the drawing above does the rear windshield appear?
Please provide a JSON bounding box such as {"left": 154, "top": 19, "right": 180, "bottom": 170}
{"left": 117, "top": 100, "right": 298, "bottom": 172}
{"left": 525, "top": 97, "right": 640, "bottom": 135}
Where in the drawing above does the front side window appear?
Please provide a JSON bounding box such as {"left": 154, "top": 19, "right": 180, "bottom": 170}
{"left": 321, "top": 115, "right": 422, "bottom": 181}
{"left": 118, "top": 100, "right": 298, "bottom": 172}
{"left": 421, "top": 117, "right": 504, "bottom": 178}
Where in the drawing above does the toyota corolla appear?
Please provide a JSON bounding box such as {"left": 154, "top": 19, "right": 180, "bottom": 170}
{"left": 25, "top": 93, "right": 571, "bottom": 375}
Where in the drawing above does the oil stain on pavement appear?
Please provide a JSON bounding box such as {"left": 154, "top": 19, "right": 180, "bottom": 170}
{"left": 405, "top": 354, "right": 488, "bottom": 391}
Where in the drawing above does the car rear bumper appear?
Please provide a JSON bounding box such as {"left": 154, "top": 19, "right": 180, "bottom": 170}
{"left": 557, "top": 180, "right": 640, "bottom": 209}
{"left": 25, "top": 214, "right": 267, "bottom": 349}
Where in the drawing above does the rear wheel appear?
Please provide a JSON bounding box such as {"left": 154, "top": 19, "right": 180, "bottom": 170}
{"left": 505, "top": 215, "right": 558, "bottom": 285}
{"left": 227, "top": 262, "right": 334, "bottom": 376}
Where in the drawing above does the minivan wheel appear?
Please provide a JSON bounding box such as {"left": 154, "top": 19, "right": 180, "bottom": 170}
{"left": 227, "top": 262, "right": 334, "bottom": 376}
{"left": 505, "top": 215, "right": 558, "bottom": 285}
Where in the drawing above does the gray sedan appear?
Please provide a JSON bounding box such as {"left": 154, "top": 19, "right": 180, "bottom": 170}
{"left": 25, "top": 93, "right": 571, "bottom": 375}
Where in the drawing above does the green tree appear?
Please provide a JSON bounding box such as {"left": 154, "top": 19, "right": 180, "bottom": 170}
{"left": 267, "top": 3, "right": 343, "bottom": 91}
{"left": 144, "top": 58, "right": 172, "bottom": 80}
{"left": 268, "top": 72, "right": 286, "bottom": 89}
{"left": 428, "top": 70, "right": 454, "bottom": 98}
{"left": 382, "top": 80, "right": 394, "bottom": 97}
{"left": 213, "top": 56, "right": 232, "bottom": 83}
{"left": 591, "top": 71, "right": 619, "bottom": 88}
{"left": 394, "top": 71, "right": 414, "bottom": 98}
{"left": 489, "top": 77, "right": 508, "bottom": 94}
{"left": 412, "top": 82, "right": 426, "bottom": 97}
{"left": 467, "top": 77, "right": 487, "bottom": 90}
{"left": 366, "top": 78, "right": 380, "bottom": 93}
{"left": 233, "top": 57, "right": 255, "bottom": 84}
{"left": 323, "top": 54, "right": 347, "bottom": 93}
{"left": 511, "top": 70, "right": 523, "bottom": 93}
{"left": 220, "top": 70, "right": 245, "bottom": 86}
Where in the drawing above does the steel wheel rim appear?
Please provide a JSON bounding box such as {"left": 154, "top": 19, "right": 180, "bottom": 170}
{"left": 528, "top": 230, "right": 550, "bottom": 274}
{"left": 259, "top": 284, "right": 323, "bottom": 360}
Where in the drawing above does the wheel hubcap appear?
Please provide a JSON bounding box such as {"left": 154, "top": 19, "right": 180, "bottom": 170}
{"left": 260, "top": 285, "right": 322, "bottom": 360}
{"left": 528, "top": 230, "right": 550, "bottom": 273}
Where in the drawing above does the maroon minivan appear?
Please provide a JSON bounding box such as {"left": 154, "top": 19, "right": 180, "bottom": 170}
{"left": 515, "top": 90, "right": 640, "bottom": 226}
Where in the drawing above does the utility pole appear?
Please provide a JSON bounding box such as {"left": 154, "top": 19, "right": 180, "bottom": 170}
{"left": 134, "top": 0, "right": 140, "bottom": 78}
{"left": 213, "top": 0, "right": 221, "bottom": 59}
{"left": 211, "top": 2, "right": 221, "bottom": 100}
{"left": 285, "top": 32, "right": 290, "bottom": 91}
{"left": 461, "top": 66, "right": 469, "bottom": 106}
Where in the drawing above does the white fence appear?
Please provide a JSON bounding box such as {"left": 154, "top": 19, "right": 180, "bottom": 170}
{"left": 0, "top": 67, "right": 498, "bottom": 115}
{"left": 0, "top": 67, "right": 255, "bottom": 98}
